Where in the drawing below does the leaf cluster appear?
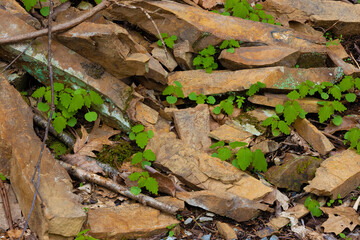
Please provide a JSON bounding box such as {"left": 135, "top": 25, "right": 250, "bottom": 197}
{"left": 219, "top": 39, "right": 241, "bottom": 53}
{"left": 193, "top": 45, "right": 218, "bottom": 73}
{"left": 75, "top": 229, "right": 98, "bottom": 240}
{"left": 32, "top": 83, "right": 104, "bottom": 133}
{"left": 49, "top": 141, "right": 68, "bottom": 157}
{"left": 304, "top": 196, "right": 322, "bottom": 217}
{"left": 344, "top": 127, "right": 360, "bottom": 153}
{"left": 246, "top": 81, "right": 266, "bottom": 96}
{"left": 157, "top": 33, "right": 178, "bottom": 49}
{"left": 210, "top": 141, "right": 267, "bottom": 172}
{"left": 162, "top": 81, "right": 185, "bottom": 104}
{"left": 188, "top": 92, "right": 216, "bottom": 105}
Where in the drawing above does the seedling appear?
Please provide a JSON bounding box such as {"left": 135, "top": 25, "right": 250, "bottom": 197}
{"left": 0, "top": 173, "right": 7, "bottom": 181}
{"left": 219, "top": 39, "right": 241, "bottom": 53}
{"left": 193, "top": 44, "right": 218, "bottom": 73}
{"left": 246, "top": 81, "right": 266, "bottom": 96}
{"left": 75, "top": 229, "right": 98, "bottom": 240}
{"left": 157, "top": 33, "right": 178, "bottom": 49}
{"left": 213, "top": 95, "right": 235, "bottom": 116}
{"left": 339, "top": 233, "right": 352, "bottom": 240}
{"left": 162, "top": 81, "right": 185, "bottom": 104}
{"left": 188, "top": 92, "right": 216, "bottom": 105}
{"left": 166, "top": 224, "right": 177, "bottom": 238}
{"left": 304, "top": 196, "right": 322, "bottom": 217}
{"left": 344, "top": 127, "right": 360, "bottom": 153}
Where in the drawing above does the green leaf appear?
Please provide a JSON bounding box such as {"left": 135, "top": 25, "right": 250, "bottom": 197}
{"left": 236, "top": 148, "right": 252, "bottom": 171}
{"left": 164, "top": 38, "right": 174, "bottom": 49}
{"left": 84, "top": 112, "right": 97, "bottom": 122}
{"left": 261, "top": 117, "right": 274, "bottom": 126}
{"left": 207, "top": 96, "right": 216, "bottom": 104}
{"left": 143, "top": 149, "right": 156, "bottom": 161}
{"left": 94, "top": 0, "right": 102, "bottom": 4}
{"left": 287, "top": 90, "right": 300, "bottom": 100}
{"left": 249, "top": 13, "right": 260, "bottom": 22}
{"left": 189, "top": 92, "right": 197, "bottom": 101}
{"left": 328, "top": 85, "right": 342, "bottom": 100}
{"left": 130, "top": 186, "right": 141, "bottom": 195}
{"left": 339, "top": 76, "right": 354, "bottom": 92}
{"left": 217, "top": 147, "right": 232, "bottom": 161}
{"left": 229, "top": 39, "right": 240, "bottom": 48}
{"left": 354, "top": 77, "right": 360, "bottom": 90}
{"left": 67, "top": 117, "right": 77, "bottom": 127}
{"left": 74, "top": 88, "right": 87, "bottom": 95}
{"left": 252, "top": 149, "right": 267, "bottom": 172}
{"left": 255, "top": 3, "right": 263, "bottom": 9}
{"left": 135, "top": 132, "right": 148, "bottom": 149}
{"left": 166, "top": 96, "right": 178, "bottom": 104}
{"left": 193, "top": 56, "right": 203, "bottom": 66}
{"left": 170, "top": 35, "right": 178, "bottom": 41}
{"left": 129, "top": 132, "right": 136, "bottom": 140}
{"left": 345, "top": 93, "right": 356, "bottom": 102}
{"left": 83, "top": 95, "right": 91, "bottom": 108}
{"left": 132, "top": 124, "right": 144, "bottom": 133}
{"left": 278, "top": 120, "right": 290, "bottom": 135}
{"left": 233, "top": 2, "right": 249, "bottom": 18}
{"left": 226, "top": 48, "right": 235, "bottom": 53}
{"left": 59, "top": 92, "right": 72, "bottom": 108}
{"left": 53, "top": 82, "right": 64, "bottom": 92}
{"left": 157, "top": 40, "right": 163, "bottom": 47}
{"left": 210, "top": 141, "right": 225, "bottom": 149}
{"left": 174, "top": 87, "right": 184, "bottom": 98}
{"left": 174, "top": 81, "right": 183, "bottom": 88}
{"left": 53, "top": 116, "right": 67, "bottom": 133}
{"left": 196, "top": 95, "right": 206, "bottom": 104}
{"left": 129, "top": 172, "right": 142, "bottom": 181}
{"left": 220, "top": 100, "right": 234, "bottom": 116}
{"left": 89, "top": 90, "right": 103, "bottom": 105}
{"left": 318, "top": 104, "right": 334, "bottom": 123}
{"left": 275, "top": 104, "right": 284, "bottom": 114}
{"left": 163, "top": 85, "right": 175, "bottom": 96}
{"left": 32, "top": 87, "right": 46, "bottom": 99}
{"left": 68, "top": 94, "right": 84, "bottom": 112}
{"left": 332, "top": 101, "right": 347, "bottom": 112}
{"left": 38, "top": 102, "right": 50, "bottom": 112}
{"left": 284, "top": 102, "right": 298, "bottom": 125}
{"left": 202, "top": 56, "right": 215, "bottom": 68}
{"left": 160, "top": 33, "right": 168, "bottom": 38}
{"left": 332, "top": 115, "right": 342, "bottom": 126}
{"left": 298, "top": 84, "right": 309, "bottom": 98}
{"left": 246, "top": 84, "right": 259, "bottom": 96}
{"left": 220, "top": 40, "right": 229, "bottom": 49}
{"left": 213, "top": 106, "right": 221, "bottom": 114}
{"left": 321, "top": 92, "right": 329, "bottom": 100}
{"left": 145, "top": 177, "right": 158, "bottom": 194}
{"left": 229, "top": 141, "right": 247, "bottom": 149}
{"left": 147, "top": 130, "right": 154, "bottom": 139}
{"left": 131, "top": 152, "right": 143, "bottom": 165}
{"left": 22, "top": 0, "right": 37, "bottom": 11}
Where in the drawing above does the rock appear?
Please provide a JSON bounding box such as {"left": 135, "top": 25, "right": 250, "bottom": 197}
{"left": 156, "top": 196, "right": 185, "bottom": 210}
{"left": 327, "top": 49, "right": 360, "bottom": 76}
{"left": 176, "top": 190, "right": 269, "bottom": 222}
{"left": 209, "top": 124, "right": 253, "bottom": 143}
{"left": 251, "top": 140, "right": 279, "bottom": 154}
{"left": 327, "top": 40, "right": 349, "bottom": 60}
{"left": 145, "top": 57, "right": 169, "bottom": 84}
{"left": 199, "top": 217, "right": 213, "bottom": 222}
{"left": 226, "top": 119, "right": 264, "bottom": 137}
{"left": 288, "top": 21, "right": 323, "bottom": 39}
{"left": 151, "top": 46, "right": 178, "bottom": 71}
{"left": 265, "top": 153, "right": 322, "bottom": 192}
{"left": 219, "top": 46, "right": 299, "bottom": 70}
{"left": 294, "top": 118, "right": 334, "bottom": 155}
{"left": 0, "top": 10, "right": 132, "bottom": 131}
{"left": 247, "top": 108, "right": 277, "bottom": 122}
{"left": 87, "top": 204, "right": 179, "bottom": 239}
{"left": 0, "top": 184, "right": 22, "bottom": 230}
{"left": 167, "top": 67, "right": 343, "bottom": 97}
{"left": 135, "top": 102, "right": 159, "bottom": 127}
{"left": 0, "top": 74, "right": 86, "bottom": 239}
{"left": 216, "top": 221, "right": 237, "bottom": 240}
{"left": 192, "top": 0, "right": 225, "bottom": 9}
{"left": 173, "top": 104, "right": 211, "bottom": 150}
{"left": 248, "top": 94, "right": 322, "bottom": 113}
{"left": 148, "top": 132, "right": 272, "bottom": 200}
{"left": 304, "top": 149, "right": 360, "bottom": 198}
{"left": 262, "top": 0, "right": 360, "bottom": 37}
{"left": 0, "top": 139, "right": 11, "bottom": 177}
{"left": 0, "top": 0, "right": 41, "bottom": 29}
{"left": 5, "top": 70, "right": 30, "bottom": 91}
{"left": 173, "top": 40, "right": 195, "bottom": 70}
{"left": 103, "top": 0, "right": 325, "bottom": 52}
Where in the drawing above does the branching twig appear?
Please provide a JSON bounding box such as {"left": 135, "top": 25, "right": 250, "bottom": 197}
{"left": 58, "top": 160, "right": 179, "bottom": 215}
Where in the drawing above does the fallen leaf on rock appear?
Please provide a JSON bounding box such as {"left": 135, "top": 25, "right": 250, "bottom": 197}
{"left": 324, "top": 115, "right": 360, "bottom": 134}
{"left": 320, "top": 206, "right": 360, "bottom": 235}
{"left": 149, "top": 172, "right": 176, "bottom": 197}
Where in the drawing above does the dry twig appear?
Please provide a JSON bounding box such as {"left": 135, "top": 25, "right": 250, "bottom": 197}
{"left": 0, "top": 179, "right": 13, "bottom": 230}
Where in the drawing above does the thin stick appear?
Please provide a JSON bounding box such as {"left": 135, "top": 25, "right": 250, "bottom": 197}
{"left": 0, "top": 179, "right": 14, "bottom": 230}
{"left": 18, "top": 1, "right": 55, "bottom": 239}
{"left": 0, "top": 0, "right": 109, "bottom": 45}
{"left": 350, "top": 52, "right": 360, "bottom": 69}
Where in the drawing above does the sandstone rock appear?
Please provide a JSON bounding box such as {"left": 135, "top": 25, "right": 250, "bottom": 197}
{"left": 294, "top": 118, "right": 334, "bottom": 155}
{"left": 167, "top": 67, "right": 343, "bottom": 97}
{"left": 327, "top": 49, "right": 360, "bottom": 76}
{"left": 304, "top": 149, "right": 360, "bottom": 198}
{"left": 226, "top": 119, "right": 264, "bottom": 137}
{"left": 248, "top": 94, "right": 321, "bottom": 113}
{"left": 192, "top": 0, "right": 225, "bottom": 9}
{"left": 151, "top": 46, "right": 178, "bottom": 72}
{"left": 0, "top": 75, "right": 86, "bottom": 239}
{"left": 251, "top": 140, "right": 279, "bottom": 154}
{"left": 0, "top": 184, "right": 22, "bottom": 230}
{"left": 327, "top": 40, "right": 349, "bottom": 60}
{"left": 0, "top": 0, "right": 41, "bottom": 29}
{"left": 135, "top": 102, "right": 159, "bottom": 127}
{"left": 145, "top": 57, "right": 168, "bottom": 84}
{"left": 216, "top": 221, "right": 237, "bottom": 240}
{"left": 262, "top": 0, "right": 360, "bottom": 37}
{"left": 87, "top": 204, "right": 179, "bottom": 239}
{"left": 0, "top": 10, "right": 132, "bottom": 131}
{"left": 219, "top": 46, "right": 299, "bottom": 70}
{"left": 104, "top": 0, "right": 325, "bottom": 52}
{"left": 173, "top": 104, "right": 211, "bottom": 150}
{"left": 156, "top": 196, "right": 185, "bottom": 210}
{"left": 265, "top": 154, "right": 322, "bottom": 192}
{"left": 209, "top": 124, "right": 253, "bottom": 143}
{"left": 247, "top": 108, "right": 277, "bottom": 122}
{"left": 0, "top": 139, "right": 11, "bottom": 177}
{"left": 173, "top": 40, "right": 195, "bottom": 70}
{"left": 176, "top": 190, "right": 269, "bottom": 222}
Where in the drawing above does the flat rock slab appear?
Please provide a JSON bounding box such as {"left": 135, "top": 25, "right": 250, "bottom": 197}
{"left": 209, "top": 124, "right": 253, "bottom": 143}
{"left": 177, "top": 190, "right": 269, "bottom": 222}
{"left": 248, "top": 94, "right": 321, "bottom": 113}
{"left": 104, "top": 0, "right": 325, "bottom": 52}
{"left": 167, "top": 67, "right": 343, "bottom": 97}
{"left": 216, "top": 221, "right": 237, "bottom": 240}
{"left": 263, "top": 0, "right": 360, "bottom": 37}
{"left": 305, "top": 149, "right": 360, "bottom": 198}
{"left": 148, "top": 132, "right": 272, "bottom": 200}
{"left": 219, "top": 46, "right": 299, "bottom": 70}
{"left": 173, "top": 104, "right": 211, "bottom": 150}
{"left": 87, "top": 204, "right": 179, "bottom": 239}
{"left": 0, "top": 75, "right": 86, "bottom": 239}
{"left": 0, "top": 9, "right": 132, "bottom": 131}
{"left": 0, "top": 0, "right": 41, "bottom": 29}
{"left": 265, "top": 153, "right": 322, "bottom": 192}
{"left": 151, "top": 46, "right": 178, "bottom": 72}
{"left": 294, "top": 118, "right": 334, "bottom": 155}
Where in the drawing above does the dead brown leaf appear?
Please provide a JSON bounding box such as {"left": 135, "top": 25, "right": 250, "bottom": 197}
{"left": 320, "top": 206, "right": 360, "bottom": 235}
{"left": 324, "top": 115, "right": 360, "bottom": 134}
{"left": 149, "top": 172, "right": 176, "bottom": 197}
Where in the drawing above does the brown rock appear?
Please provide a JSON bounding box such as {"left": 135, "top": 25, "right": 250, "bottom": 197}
{"left": 248, "top": 94, "right": 321, "bottom": 113}
{"left": 104, "top": 0, "right": 325, "bottom": 52}
{"left": 219, "top": 46, "right": 299, "bottom": 70}
{"left": 327, "top": 49, "right": 360, "bottom": 76}
{"left": 167, "top": 67, "right": 343, "bottom": 97}
{"left": 0, "top": 139, "right": 11, "bottom": 177}
{"left": 304, "top": 149, "right": 360, "bottom": 198}
{"left": 209, "top": 124, "right": 253, "bottom": 143}
{"left": 173, "top": 40, "right": 194, "bottom": 70}
{"left": 156, "top": 196, "right": 185, "bottom": 210}
{"left": 0, "top": 75, "right": 86, "bottom": 239}
{"left": 262, "top": 0, "right": 360, "bottom": 37}
{"left": 327, "top": 40, "right": 349, "bottom": 60}
{"left": 176, "top": 190, "right": 269, "bottom": 222}
{"left": 247, "top": 108, "right": 276, "bottom": 122}
{"left": 250, "top": 140, "right": 279, "bottom": 154}
{"left": 0, "top": 10, "right": 132, "bottom": 131}
{"left": 135, "top": 102, "right": 159, "bottom": 127}
{"left": 145, "top": 57, "right": 168, "bottom": 84}
{"left": 0, "top": 184, "right": 22, "bottom": 230}
{"left": 87, "top": 204, "right": 179, "bottom": 239}
{"left": 0, "top": 0, "right": 41, "bottom": 29}
{"left": 265, "top": 153, "right": 322, "bottom": 191}
{"left": 216, "top": 221, "right": 237, "bottom": 240}
{"left": 173, "top": 104, "right": 211, "bottom": 150}
{"left": 294, "top": 118, "right": 334, "bottom": 155}
{"left": 151, "top": 46, "right": 178, "bottom": 71}
{"left": 192, "top": 0, "right": 226, "bottom": 9}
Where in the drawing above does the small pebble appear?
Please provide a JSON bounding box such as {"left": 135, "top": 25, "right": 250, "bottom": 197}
{"left": 184, "top": 230, "right": 192, "bottom": 236}
{"left": 184, "top": 217, "right": 193, "bottom": 225}
{"left": 201, "top": 234, "right": 211, "bottom": 240}
{"left": 199, "top": 217, "right": 213, "bottom": 222}
{"left": 269, "top": 236, "right": 279, "bottom": 240}
{"left": 206, "top": 212, "right": 215, "bottom": 217}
